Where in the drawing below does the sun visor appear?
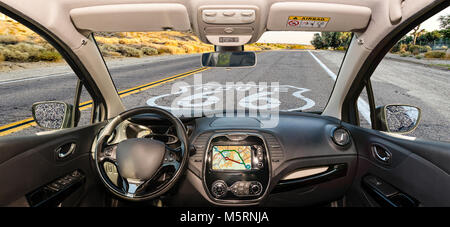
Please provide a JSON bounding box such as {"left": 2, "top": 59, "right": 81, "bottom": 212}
{"left": 267, "top": 2, "right": 371, "bottom": 32}
{"left": 70, "top": 3, "right": 191, "bottom": 32}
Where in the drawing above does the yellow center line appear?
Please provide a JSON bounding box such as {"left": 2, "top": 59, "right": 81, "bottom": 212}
{"left": 0, "top": 66, "right": 210, "bottom": 136}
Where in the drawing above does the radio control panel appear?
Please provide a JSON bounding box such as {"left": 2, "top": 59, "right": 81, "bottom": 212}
{"left": 211, "top": 180, "right": 263, "bottom": 199}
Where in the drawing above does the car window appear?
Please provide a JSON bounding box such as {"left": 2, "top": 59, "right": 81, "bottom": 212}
{"left": 94, "top": 31, "right": 350, "bottom": 116}
{"left": 0, "top": 13, "right": 94, "bottom": 137}
{"left": 357, "top": 8, "right": 450, "bottom": 142}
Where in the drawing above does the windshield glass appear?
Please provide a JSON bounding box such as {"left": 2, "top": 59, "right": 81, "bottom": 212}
{"left": 95, "top": 31, "right": 350, "bottom": 117}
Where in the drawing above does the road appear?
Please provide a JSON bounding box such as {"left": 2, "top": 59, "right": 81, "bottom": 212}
{"left": 0, "top": 50, "right": 449, "bottom": 142}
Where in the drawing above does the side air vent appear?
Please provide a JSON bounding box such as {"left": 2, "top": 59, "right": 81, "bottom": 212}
{"left": 191, "top": 132, "right": 213, "bottom": 161}
{"left": 262, "top": 133, "right": 284, "bottom": 171}
{"left": 189, "top": 132, "right": 214, "bottom": 177}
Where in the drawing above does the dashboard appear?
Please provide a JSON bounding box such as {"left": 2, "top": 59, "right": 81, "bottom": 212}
{"left": 107, "top": 111, "right": 357, "bottom": 206}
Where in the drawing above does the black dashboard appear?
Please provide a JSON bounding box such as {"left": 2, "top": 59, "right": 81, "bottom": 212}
{"left": 124, "top": 112, "right": 358, "bottom": 206}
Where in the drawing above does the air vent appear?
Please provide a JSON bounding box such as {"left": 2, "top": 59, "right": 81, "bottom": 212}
{"left": 262, "top": 133, "right": 284, "bottom": 171}
{"left": 191, "top": 132, "right": 214, "bottom": 162}
{"left": 189, "top": 132, "right": 214, "bottom": 177}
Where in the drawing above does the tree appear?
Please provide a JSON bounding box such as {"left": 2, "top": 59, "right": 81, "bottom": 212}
{"left": 310, "top": 32, "right": 352, "bottom": 50}
{"left": 411, "top": 24, "right": 426, "bottom": 45}
{"left": 438, "top": 14, "right": 450, "bottom": 29}
{"left": 437, "top": 14, "right": 450, "bottom": 40}
{"left": 321, "top": 32, "right": 341, "bottom": 49}
{"left": 339, "top": 32, "right": 352, "bottom": 47}
{"left": 416, "top": 30, "right": 442, "bottom": 44}
{"left": 311, "top": 33, "right": 325, "bottom": 49}
{"left": 439, "top": 29, "right": 450, "bottom": 39}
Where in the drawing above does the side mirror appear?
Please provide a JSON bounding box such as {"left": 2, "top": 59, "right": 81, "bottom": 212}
{"left": 32, "top": 101, "right": 74, "bottom": 130}
{"left": 201, "top": 51, "right": 256, "bottom": 67}
{"left": 375, "top": 104, "right": 421, "bottom": 134}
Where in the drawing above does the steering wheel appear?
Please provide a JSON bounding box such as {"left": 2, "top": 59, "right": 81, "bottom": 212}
{"left": 94, "top": 106, "right": 189, "bottom": 201}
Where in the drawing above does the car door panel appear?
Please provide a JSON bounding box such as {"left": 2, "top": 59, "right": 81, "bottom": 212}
{"left": 0, "top": 122, "right": 106, "bottom": 206}
{"left": 344, "top": 124, "right": 450, "bottom": 207}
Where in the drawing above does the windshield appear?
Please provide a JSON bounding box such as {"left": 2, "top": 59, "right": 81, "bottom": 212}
{"left": 95, "top": 31, "right": 350, "bottom": 117}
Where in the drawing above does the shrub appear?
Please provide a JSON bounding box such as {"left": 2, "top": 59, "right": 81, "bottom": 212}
{"left": 156, "top": 45, "right": 184, "bottom": 54}
{"left": 0, "top": 47, "right": 29, "bottom": 61}
{"left": 415, "top": 55, "right": 423, "bottom": 59}
{"left": 407, "top": 45, "right": 432, "bottom": 55}
{"left": 117, "top": 45, "right": 143, "bottom": 57}
{"left": 399, "top": 44, "right": 408, "bottom": 52}
{"left": 38, "top": 50, "right": 61, "bottom": 61}
{"left": 0, "top": 35, "right": 19, "bottom": 44}
{"left": 420, "top": 45, "right": 432, "bottom": 53}
{"left": 101, "top": 51, "right": 121, "bottom": 57}
{"left": 11, "top": 43, "right": 44, "bottom": 61}
{"left": 99, "top": 43, "right": 119, "bottom": 52}
{"left": 424, "top": 51, "right": 446, "bottom": 59}
{"left": 141, "top": 46, "right": 158, "bottom": 55}
{"left": 400, "top": 51, "right": 411, "bottom": 57}
{"left": 407, "top": 44, "right": 421, "bottom": 55}
{"left": 0, "top": 42, "right": 62, "bottom": 62}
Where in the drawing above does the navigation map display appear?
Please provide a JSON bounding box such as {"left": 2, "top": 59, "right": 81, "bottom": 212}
{"left": 212, "top": 145, "right": 252, "bottom": 170}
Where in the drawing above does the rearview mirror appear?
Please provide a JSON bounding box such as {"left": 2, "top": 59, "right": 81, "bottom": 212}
{"left": 32, "top": 101, "right": 74, "bottom": 130}
{"left": 201, "top": 51, "right": 256, "bottom": 67}
{"left": 375, "top": 104, "right": 421, "bottom": 134}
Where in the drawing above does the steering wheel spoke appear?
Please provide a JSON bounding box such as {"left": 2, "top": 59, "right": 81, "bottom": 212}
{"left": 100, "top": 144, "right": 118, "bottom": 162}
{"left": 123, "top": 178, "right": 145, "bottom": 198}
{"left": 162, "top": 146, "right": 181, "bottom": 169}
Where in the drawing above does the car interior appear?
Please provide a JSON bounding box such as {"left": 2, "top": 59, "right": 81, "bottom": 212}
{"left": 0, "top": 0, "right": 449, "bottom": 207}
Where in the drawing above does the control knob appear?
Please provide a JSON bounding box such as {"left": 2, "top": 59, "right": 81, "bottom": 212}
{"left": 249, "top": 182, "right": 263, "bottom": 195}
{"left": 211, "top": 180, "right": 228, "bottom": 198}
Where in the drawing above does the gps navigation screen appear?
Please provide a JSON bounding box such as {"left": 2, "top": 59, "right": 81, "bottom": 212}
{"left": 212, "top": 146, "right": 252, "bottom": 170}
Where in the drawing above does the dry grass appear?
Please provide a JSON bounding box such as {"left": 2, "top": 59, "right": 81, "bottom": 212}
{"left": 0, "top": 18, "right": 61, "bottom": 62}
{"left": 0, "top": 15, "right": 314, "bottom": 63}
{"left": 94, "top": 31, "right": 214, "bottom": 57}
{"left": 424, "top": 51, "right": 447, "bottom": 59}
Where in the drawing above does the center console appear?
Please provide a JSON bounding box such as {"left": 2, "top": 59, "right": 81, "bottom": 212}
{"left": 202, "top": 133, "right": 271, "bottom": 204}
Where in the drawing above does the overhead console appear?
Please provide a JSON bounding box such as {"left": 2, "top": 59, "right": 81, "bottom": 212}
{"left": 196, "top": 5, "right": 261, "bottom": 46}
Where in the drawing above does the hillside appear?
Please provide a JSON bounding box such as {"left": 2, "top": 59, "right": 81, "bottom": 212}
{"left": 0, "top": 16, "right": 314, "bottom": 71}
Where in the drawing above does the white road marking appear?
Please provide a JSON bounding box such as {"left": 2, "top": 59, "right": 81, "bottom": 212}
{"left": 146, "top": 84, "right": 316, "bottom": 112}
{"left": 0, "top": 73, "right": 71, "bottom": 85}
{"left": 308, "top": 50, "right": 372, "bottom": 124}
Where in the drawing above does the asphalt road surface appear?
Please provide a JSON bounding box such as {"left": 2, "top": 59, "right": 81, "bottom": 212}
{"left": 0, "top": 50, "right": 449, "bottom": 143}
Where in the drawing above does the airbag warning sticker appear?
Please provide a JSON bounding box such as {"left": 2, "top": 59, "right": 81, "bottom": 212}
{"left": 287, "top": 16, "right": 330, "bottom": 28}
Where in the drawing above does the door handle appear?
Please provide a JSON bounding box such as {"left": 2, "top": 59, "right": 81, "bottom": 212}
{"left": 371, "top": 144, "right": 392, "bottom": 164}
{"left": 55, "top": 142, "right": 76, "bottom": 159}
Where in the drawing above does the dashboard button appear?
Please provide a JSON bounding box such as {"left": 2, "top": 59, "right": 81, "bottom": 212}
{"left": 249, "top": 182, "right": 263, "bottom": 195}
{"left": 211, "top": 180, "right": 228, "bottom": 198}
{"left": 223, "top": 11, "right": 236, "bottom": 17}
